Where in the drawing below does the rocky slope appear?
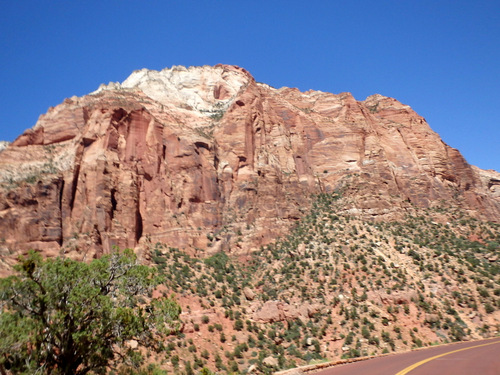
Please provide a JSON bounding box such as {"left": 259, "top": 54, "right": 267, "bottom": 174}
{"left": 143, "top": 197, "right": 499, "bottom": 373}
{"left": 0, "top": 64, "right": 499, "bottom": 270}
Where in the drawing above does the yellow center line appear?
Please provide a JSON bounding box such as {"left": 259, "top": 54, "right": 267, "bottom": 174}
{"left": 395, "top": 340, "right": 500, "bottom": 375}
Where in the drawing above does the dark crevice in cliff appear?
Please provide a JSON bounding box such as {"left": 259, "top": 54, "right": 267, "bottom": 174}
{"left": 94, "top": 225, "right": 102, "bottom": 246}
{"left": 69, "top": 164, "right": 80, "bottom": 212}
{"left": 58, "top": 179, "right": 64, "bottom": 212}
{"left": 214, "top": 154, "right": 220, "bottom": 170}
{"left": 111, "top": 108, "right": 128, "bottom": 125}
{"left": 57, "top": 178, "right": 64, "bottom": 246}
{"left": 195, "top": 141, "right": 210, "bottom": 151}
{"left": 110, "top": 188, "right": 117, "bottom": 220}
{"left": 135, "top": 208, "right": 143, "bottom": 242}
{"left": 488, "top": 179, "right": 500, "bottom": 190}
{"left": 134, "top": 175, "right": 143, "bottom": 242}
{"left": 157, "top": 154, "right": 162, "bottom": 174}
{"left": 82, "top": 137, "right": 95, "bottom": 147}
{"left": 50, "top": 178, "right": 64, "bottom": 246}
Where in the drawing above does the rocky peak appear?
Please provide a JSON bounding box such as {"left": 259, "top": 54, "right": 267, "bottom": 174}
{"left": 93, "top": 64, "right": 253, "bottom": 116}
{"left": 0, "top": 141, "right": 10, "bottom": 153}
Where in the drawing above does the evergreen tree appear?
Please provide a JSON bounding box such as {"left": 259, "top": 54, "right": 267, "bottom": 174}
{"left": 0, "top": 249, "right": 181, "bottom": 374}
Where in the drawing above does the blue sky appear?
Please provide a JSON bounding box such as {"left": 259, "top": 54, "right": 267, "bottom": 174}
{"left": 1, "top": 1, "right": 499, "bottom": 171}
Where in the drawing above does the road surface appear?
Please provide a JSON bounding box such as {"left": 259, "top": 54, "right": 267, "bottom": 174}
{"left": 313, "top": 338, "right": 500, "bottom": 375}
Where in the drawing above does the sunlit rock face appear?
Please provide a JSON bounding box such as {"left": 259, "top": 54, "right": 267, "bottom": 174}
{"left": 0, "top": 64, "right": 499, "bottom": 269}
{"left": 0, "top": 142, "right": 10, "bottom": 157}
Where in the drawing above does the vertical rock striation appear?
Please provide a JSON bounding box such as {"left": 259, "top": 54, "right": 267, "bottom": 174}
{"left": 0, "top": 64, "right": 498, "bottom": 269}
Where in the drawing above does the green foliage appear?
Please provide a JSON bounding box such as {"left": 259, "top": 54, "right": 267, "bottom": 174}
{"left": 484, "top": 303, "right": 495, "bottom": 314}
{"left": 200, "top": 367, "right": 215, "bottom": 375}
{"left": 344, "top": 332, "right": 354, "bottom": 346}
{"left": 204, "top": 252, "right": 230, "bottom": 271}
{"left": 171, "top": 355, "right": 180, "bottom": 367}
{"left": 234, "top": 318, "right": 244, "bottom": 331}
{"left": 0, "top": 249, "right": 181, "bottom": 375}
{"left": 116, "top": 363, "right": 168, "bottom": 375}
{"left": 209, "top": 110, "right": 225, "bottom": 121}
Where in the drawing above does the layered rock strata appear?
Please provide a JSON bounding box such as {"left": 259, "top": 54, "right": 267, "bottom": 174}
{"left": 0, "top": 64, "right": 499, "bottom": 269}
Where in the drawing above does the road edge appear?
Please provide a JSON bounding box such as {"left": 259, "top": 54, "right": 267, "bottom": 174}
{"left": 274, "top": 335, "right": 500, "bottom": 375}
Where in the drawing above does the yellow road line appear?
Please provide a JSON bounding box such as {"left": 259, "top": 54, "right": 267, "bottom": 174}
{"left": 395, "top": 340, "right": 500, "bottom": 375}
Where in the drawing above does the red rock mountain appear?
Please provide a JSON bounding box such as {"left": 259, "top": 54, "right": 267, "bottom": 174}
{"left": 0, "top": 64, "right": 499, "bottom": 270}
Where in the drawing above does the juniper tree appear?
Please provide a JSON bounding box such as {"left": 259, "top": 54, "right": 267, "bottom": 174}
{"left": 0, "top": 249, "right": 181, "bottom": 375}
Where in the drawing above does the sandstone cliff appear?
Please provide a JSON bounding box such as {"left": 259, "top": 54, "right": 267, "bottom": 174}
{"left": 0, "top": 64, "right": 499, "bottom": 268}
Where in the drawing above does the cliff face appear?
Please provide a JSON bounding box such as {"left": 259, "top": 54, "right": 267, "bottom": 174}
{"left": 0, "top": 64, "right": 499, "bottom": 268}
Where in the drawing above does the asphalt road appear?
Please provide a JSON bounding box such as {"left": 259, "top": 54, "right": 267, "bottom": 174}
{"left": 313, "top": 338, "right": 500, "bottom": 375}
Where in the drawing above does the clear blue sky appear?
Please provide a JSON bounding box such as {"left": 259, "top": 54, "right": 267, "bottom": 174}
{"left": 1, "top": 1, "right": 499, "bottom": 171}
